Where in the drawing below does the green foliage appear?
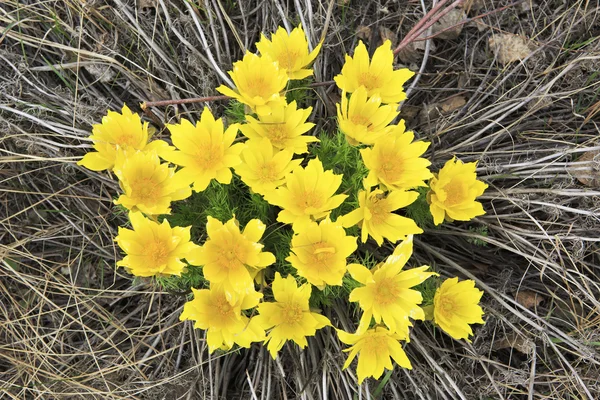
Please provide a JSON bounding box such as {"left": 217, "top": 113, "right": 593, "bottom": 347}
{"left": 164, "top": 176, "right": 272, "bottom": 240}
{"left": 405, "top": 186, "right": 434, "bottom": 229}
{"left": 156, "top": 265, "right": 208, "bottom": 294}
{"left": 348, "top": 249, "right": 379, "bottom": 269}
{"left": 285, "top": 78, "right": 313, "bottom": 108}
{"left": 415, "top": 265, "right": 440, "bottom": 307}
{"left": 310, "top": 275, "right": 361, "bottom": 309}
{"left": 262, "top": 225, "right": 294, "bottom": 273}
{"left": 224, "top": 99, "right": 247, "bottom": 124}
{"left": 311, "top": 130, "right": 368, "bottom": 219}
{"left": 466, "top": 225, "right": 489, "bottom": 246}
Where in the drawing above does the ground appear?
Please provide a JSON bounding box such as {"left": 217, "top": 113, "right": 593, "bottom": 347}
{"left": 1, "top": 0, "right": 599, "bottom": 399}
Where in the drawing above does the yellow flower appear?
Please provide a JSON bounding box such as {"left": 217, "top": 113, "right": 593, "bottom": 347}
{"left": 186, "top": 216, "right": 275, "bottom": 299}
{"left": 163, "top": 108, "right": 244, "bottom": 192}
{"left": 264, "top": 158, "right": 348, "bottom": 231}
{"left": 361, "top": 121, "right": 433, "bottom": 191}
{"left": 338, "top": 326, "right": 412, "bottom": 384}
{"left": 428, "top": 157, "right": 488, "bottom": 225}
{"left": 180, "top": 286, "right": 265, "bottom": 352}
{"left": 256, "top": 24, "right": 322, "bottom": 80}
{"left": 286, "top": 218, "right": 358, "bottom": 289}
{"left": 334, "top": 40, "right": 414, "bottom": 104}
{"left": 78, "top": 104, "right": 169, "bottom": 171}
{"left": 216, "top": 52, "right": 288, "bottom": 115}
{"left": 339, "top": 185, "right": 422, "bottom": 245}
{"left": 113, "top": 150, "right": 191, "bottom": 215}
{"left": 234, "top": 138, "right": 301, "bottom": 196}
{"left": 433, "top": 278, "right": 484, "bottom": 341}
{"left": 240, "top": 101, "right": 318, "bottom": 154}
{"left": 115, "top": 211, "right": 198, "bottom": 277}
{"left": 348, "top": 236, "right": 436, "bottom": 336}
{"left": 337, "top": 87, "right": 398, "bottom": 145}
{"left": 254, "top": 273, "right": 331, "bottom": 358}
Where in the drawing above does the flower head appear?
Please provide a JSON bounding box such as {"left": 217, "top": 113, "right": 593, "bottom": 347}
{"left": 433, "top": 278, "right": 484, "bottom": 341}
{"left": 180, "top": 286, "right": 265, "bottom": 352}
{"left": 428, "top": 157, "right": 488, "bottom": 225}
{"left": 163, "top": 108, "right": 243, "bottom": 192}
{"left": 254, "top": 273, "right": 331, "bottom": 358}
{"left": 337, "top": 87, "right": 398, "bottom": 145}
{"left": 286, "top": 218, "right": 358, "bottom": 289}
{"left": 216, "top": 53, "right": 288, "bottom": 115}
{"left": 113, "top": 150, "right": 191, "bottom": 215}
{"left": 234, "top": 138, "right": 302, "bottom": 196}
{"left": 264, "top": 158, "right": 348, "bottom": 231}
{"left": 186, "top": 216, "right": 275, "bottom": 300}
{"left": 115, "top": 212, "right": 198, "bottom": 277}
{"left": 338, "top": 326, "right": 412, "bottom": 384}
{"left": 348, "top": 236, "right": 436, "bottom": 335}
{"left": 334, "top": 40, "right": 414, "bottom": 104}
{"left": 339, "top": 185, "right": 422, "bottom": 245}
{"left": 256, "top": 25, "right": 322, "bottom": 80}
{"left": 78, "top": 105, "right": 169, "bottom": 171}
{"left": 240, "top": 101, "right": 317, "bottom": 154}
{"left": 362, "top": 121, "right": 433, "bottom": 191}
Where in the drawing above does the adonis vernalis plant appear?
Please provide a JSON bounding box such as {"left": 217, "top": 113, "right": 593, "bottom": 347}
{"left": 79, "top": 25, "right": 489, "bottom": 387}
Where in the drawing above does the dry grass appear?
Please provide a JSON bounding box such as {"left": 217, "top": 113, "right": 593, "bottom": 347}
{"left": 1, "top": 0, "right": 599, "bottom": 398}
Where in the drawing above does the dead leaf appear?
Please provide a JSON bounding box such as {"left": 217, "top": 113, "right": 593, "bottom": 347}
{"left": 379, "top": 26, "right": 397, "bottom": 47}
{"left": 463, "top": 0, "right": 485, "bottom": 14}
{"left": 493, "top": 333, "right": 535, "bottom": 355}
{"left": 466, "top": 18, "right": 487, "bottom": 32}
{"left": 489, "top": 34, "right": 535, "bottom": 65}
{"left": 397, "top": 31, "right": 437, "bottom": 64}
{"left": 138, "top": 0, "right": 157, "bottom": 10}
{"left": 515, "top": 290, "right": 543, "bottom": 309}
{"left": 399, "top": 105, "right": 420, "bottom": 125}
{"left": 440, "top": 95, "right": 467, "bottom": 113}
{"left": 356, "top": 25, "right": 371, "bottom": 41}
{"left": 571, "top": 150, "right": 600, "bottom": 187}
{"left": 432, "top": 9, "right": 467, "bottom": 40}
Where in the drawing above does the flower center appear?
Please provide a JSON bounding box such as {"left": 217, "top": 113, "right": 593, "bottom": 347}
{"left": 245, "top": 75, "right": 273, "bottom": 98}
{"left": 196, "top": 147, "right": 222, "bottom": 170}
{"left": 114, "top": 134, "right": 137, "bottom": 148}
{"left": 443, "top": 180, "right": 466, "bottom": 206}
{"left": 310, "top": 242, "right": 336, "bottom": 266}
{"left": 350, "top": 113, "right": 370, "bottom": 126}
{"left": 279, "top": 48, "right": 301, "bottom": 69}
{"left": 257, "top": 162, "right": 278, "bottom": 183}
{"left": 148, "top": 239, "right": 169, "bottom": 267}
{"left": 298, "top": 190, "right": 323, "bottom": 210}
{"left": 363, "top": 333, "right": 388, "bottom": 353}
{"left": 373, "top": 280, "right": 398, "bottom": 305}
{"left": 367, "top": 196, "right": 387, "bottom": 224}
{"left": 281, "top": 302, "right": 304, "bottom": 325}
{"left": 378, "top": 153, "right": 403, "bottom": 181}
{"left": 130, "top": 177, "right": 161, "bottom": 203}
{"left": 263, "top": 123, "right": 289, "bottom": 148}
{"left": 215, "top": 296, "right": 233, "bottom": 316}
{"left": 216, "top": 240, "right": 248, "bottom": 269}
{"left": 358, "top": 72, "right": 382, "bottom": 91}
{"left": 438, "top": 296, "right": 455, "bottom": 318}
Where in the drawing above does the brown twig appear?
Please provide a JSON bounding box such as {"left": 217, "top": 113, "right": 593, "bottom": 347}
{"left": 140, "top": 83, "right": 337, "bottom": 110}
{"left": 141, "top": 95, "right": 231, "bottom": 110}
{"left": 394, "top": 0, "right": 462, "bottom": 55}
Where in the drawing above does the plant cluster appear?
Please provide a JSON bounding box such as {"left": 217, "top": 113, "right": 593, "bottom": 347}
{"left": 79, "top": 25, "right": 488, "bottom": 384}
